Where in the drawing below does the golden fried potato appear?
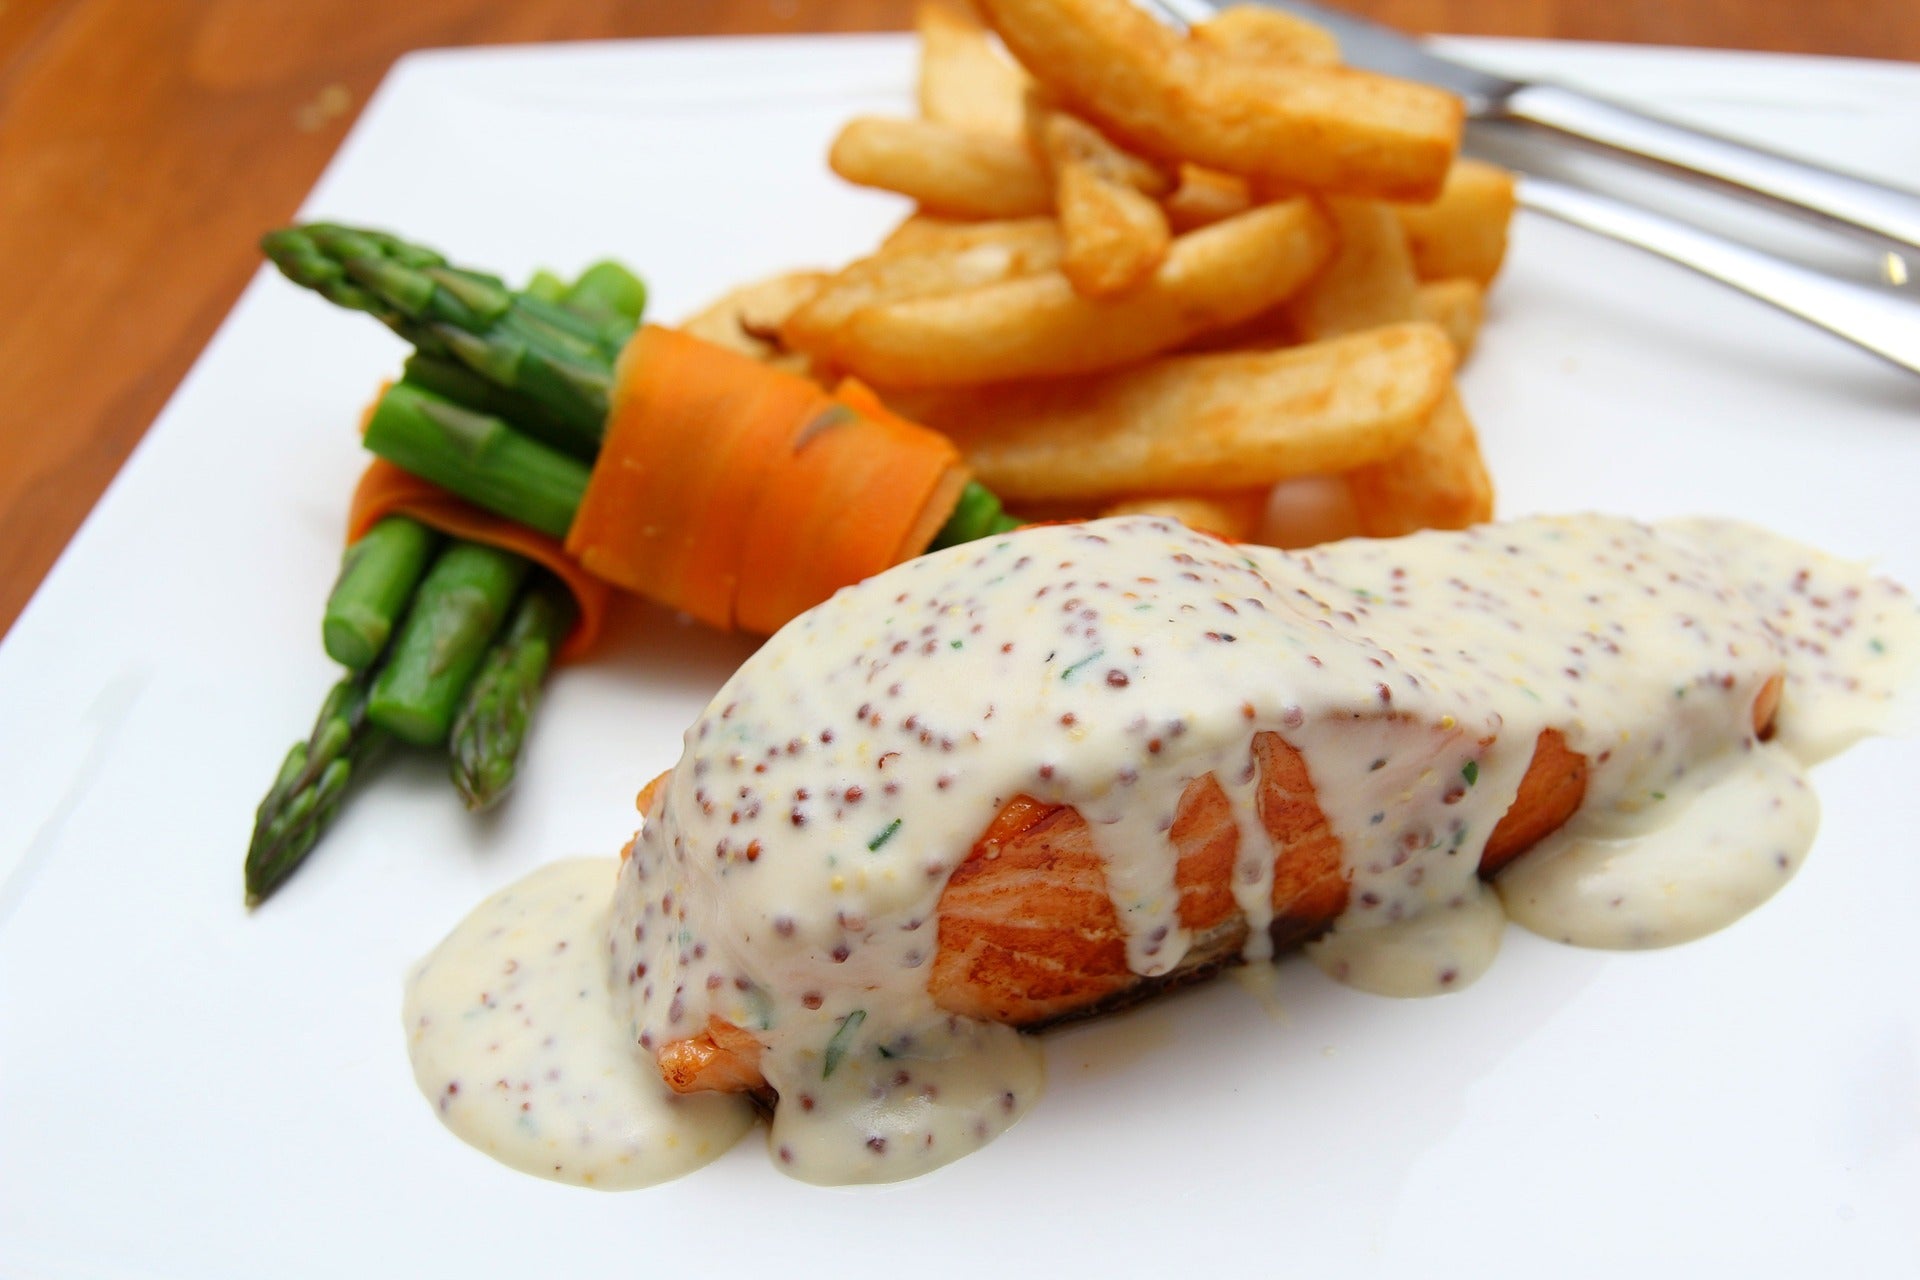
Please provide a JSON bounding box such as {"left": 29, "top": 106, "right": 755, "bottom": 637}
{"left": 1394, "top": 159, "right": 1517, "bottom": 285}
{"left": 782, "top": 234, "right": 1063, "bottom": 356}
{"left": 1347, "top": 385, "right": 1494, "bottom": 535}
{"left": 829, "top": 116, "right": 1051, "bottom": 218}
{"left": 917, "top": 0, "right": 1031, "bottom": 138}
{"left": 1163, "top": 163, "right": 1254, "bottom": 233}
{"left": 900, "top": 321, "right": 1454, "bottom": 499}
{"left": 882, "top": 214, "right": 1063, "bottom": 257}
{"left": 1100, "top": 491, "right": 1271, "bottom": 541}
{"left": 678, "top": 270, "right": 829, "bottom": 374}
{"left": 1034, "top": 108, "right": 1171, "bottom": 195}
{"left": 801, "top": 198, "right": 1334, "bottom": 387}
{"left": 1285, "top": 198, "right": 1423, "bottom": 341}
{"left": 1416, "top": 277, "right": 1484, "bottom": 362}
{"left": 1055, "top": 162, "right": 1171, "bottom": 297}
{"left": 1258, "top": 474, "right": 1364, "bottom": 548}
{"left": 974, "top": 0, "right": 1461, "bottom": 201}
{"left": 1189, "top": 5, "right": 1340, "bottom": 66}
{"left": 1038, "top": 113, "right": 1172, "bottom": 297}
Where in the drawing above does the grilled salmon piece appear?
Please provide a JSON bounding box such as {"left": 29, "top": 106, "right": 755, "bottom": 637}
{"left": 656, "top": 680, "right": 1783, "bottom": 1093}
{"left": 927, "top": 726, "right": 1576, "bottom": 1028}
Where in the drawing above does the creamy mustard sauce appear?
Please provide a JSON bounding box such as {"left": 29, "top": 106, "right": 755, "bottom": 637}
{"left": 408, "top": 514, "right": 1917, "bottom": 1187}
{"left": 403, "top": 858, "right": 754, "bottom": 1188}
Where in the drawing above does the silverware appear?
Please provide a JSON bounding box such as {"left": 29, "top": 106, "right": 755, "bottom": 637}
{"left": 1520, "top": 175, "right": 1920, "bottom": 376}
{"left": 1139, "top": 0, "right": 1920, "bottom": 377}
{"left": 1158, "top": 0, "right": 1920, "bottom": 256}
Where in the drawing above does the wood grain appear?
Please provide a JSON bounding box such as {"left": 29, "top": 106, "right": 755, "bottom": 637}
{"left": 0, "top": 0, "right": 1913, "bottom": 637}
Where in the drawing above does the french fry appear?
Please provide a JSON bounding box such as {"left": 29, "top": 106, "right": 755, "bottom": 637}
{"left": 679, "top": 270, "right": 829, "bottom": 375}
{"left": 829, "top": 116, "right": 1051, "bottom": 218}
{"left": 899, "top": 322, "right": 1454, "bottom": 499}
{"left": 1039, "top": 113, "right": 1172, "bottom": 298}
{"left": 1259, "top": 475, "right": 1364, "bottom": 548}
{"left": 1348, "top": 385, "right": 1494, "bottom": 534}
{"left": 974, "top": 0, "right": 1461, "bottom": 201}
{"left": 1416, "top": 277, "right": 1484, "bottom": 362}
{"left": 806, "top": 198, "right": 1335, "bottom": 387}
{"left": 1285, "top": 198, "right": 1423, "bottom": 340}
{"left": 1100, "top": 491, "right": 1270, "bottom": 541}
{"left": 917, "top": 1, "right": 1031, "bottom": 138}
{"left": 1163, "top": 163, "right": 1254, "bottom": 233}
{"left": 782, "top": 235, "right": 1063, "bottom": 357}
{"left": 1034, "top": 107, "right": 1171, "bottom": 196}
{"left": 1189, "top": 5, "right": 1341, "bottom": 66}
{"left": 882, "top": 214, "right": 1063, "bottom": 257}
{"left": 1394, "top": 159, "right": 1517, "bottom": 286}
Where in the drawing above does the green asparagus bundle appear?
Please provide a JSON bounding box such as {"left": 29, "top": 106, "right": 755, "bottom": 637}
{"left": 251, "top": 227, "right": 1021, "bottom": 906}
{"left": 262, "top": 225, "right": 1020, "bottom": 547}
{"left": 246, "top": 254, "right": 647, "bottom": 906}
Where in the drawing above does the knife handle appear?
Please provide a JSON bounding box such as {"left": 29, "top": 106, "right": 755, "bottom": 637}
{"left": 1502, "top": 82, "right": 1920, "bottom": 257}
{"left": 1519, "top": 174, "right": 1920, "bottom": 378}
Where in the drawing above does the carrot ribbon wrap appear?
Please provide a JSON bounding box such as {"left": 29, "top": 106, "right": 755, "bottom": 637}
{"left": 346, "top": 459, "right": 612, "bottom": 662}
{"left": 348, "top": 325, "right": 970, "bottom": 653}
{"left": 565, "top": 325, "right": 969, "bottom": 635}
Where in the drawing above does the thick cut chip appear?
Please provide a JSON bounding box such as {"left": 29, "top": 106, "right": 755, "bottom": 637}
{"left": 917, "top": 0, "right": 1030, "bottom": 138}
{"left": 1055, "top": 161, "right": 1172, "bottom": 297}
{"left": 1285, "top": 198, "right": 1423, "bottom": 340}
{"left": 881, "top": 214, "right": 1063, "bottom": 257}
{"left": 782, "top": 234, "right": 1063, "bottom": 357}
{"left": 1100, "top": 491, "right": 1270, "bottom": 541}
{"left": 1416, "top": 277, "right": 1484, "bottom": 362}
{"left": 679, "top": 270, "right": 828, "bottom": 372}
{"left": 901, "top": 321, "right": 1454, "bottom": 499}
{"left": 975, "top": 0, "right": 1461, "bottom": 201}
{"left": 1036, "top": 110, "right": 1173, "bottom": 298}
{"left": 1163, "top": 163, "right": 1253, "bottom": 232}
{"left": 829, "top": 116, "right": 1051, "bottom": 218}
{"left": 1394, "top": 159, "right": 1517, "bottom": 285}
{"left": 805, "top": 198, "right": 1335, "bottom": 387}
{"left": 1189, "top": 5, "right": 1341, "bottom": 65}
{"left": 1035, "top": 108, "right": 1171, "bottom": 195}
{"left": 1347, "top": 384, "right": 1494, "bottom": 534}
{"left": 1258, "top": 475, "right": 1363, "bottom": 548}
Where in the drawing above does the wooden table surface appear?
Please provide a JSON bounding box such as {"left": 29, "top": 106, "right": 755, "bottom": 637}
{"left": 1, "top": 0, "right": 1913, "bottom": 639}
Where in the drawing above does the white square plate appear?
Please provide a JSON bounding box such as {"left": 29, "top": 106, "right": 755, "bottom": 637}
{"left": 3, "top": 35, "right": 1919, "bottom": 1279}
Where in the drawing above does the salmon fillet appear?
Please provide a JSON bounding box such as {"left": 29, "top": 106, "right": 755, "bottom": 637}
{"left": 655, "top": 666, "right": 1784, "bottom": 1097}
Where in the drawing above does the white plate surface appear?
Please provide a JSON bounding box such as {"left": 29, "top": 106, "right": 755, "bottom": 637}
{"left": 4, "top": 35, "right": 1919, "bottom": 1280}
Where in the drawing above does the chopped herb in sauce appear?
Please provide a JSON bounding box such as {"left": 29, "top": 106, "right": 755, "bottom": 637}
{"left": 1060, "top": 649, "right": 1107, "bottom": 681}
{"left": 867, "top": 819, "right": 903, "bottom": 852}
{"left": 822, "top": 1009, "right": 866, "bottom": 1079}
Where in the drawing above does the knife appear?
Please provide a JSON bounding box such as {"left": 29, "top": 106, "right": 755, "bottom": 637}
{"left": 1152, "top": 0, "right": 1920, "bottom": 258}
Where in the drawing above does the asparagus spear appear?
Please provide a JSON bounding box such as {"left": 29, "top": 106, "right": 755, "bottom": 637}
{"left": 399, "top": 353, "right": 594, "bottom": 459}
{"left": 930, "top": 481, "right": 1022, "bottom": 550}
{"left": 266, "top": 224, "right": 1032, "bottom": 556}
{"left": 261, "top": 224, "right": 619, "bottom": 456}
{"left": 323, "top": 515, "right": 440, "bottom": 668}
{"left": 562, "top": 260, "right": 647, "bottom": 333}
{"left": 363, "top": 381, "right": 589, "bottom": 538}
{"left": 369, "top": 542, "right": 532, "bottom": 747}
{"left": 249, "top": 258, "right": 641, "bottom": 903}
{"left": 246, "top": 671, "right": 391, "bottom": 906}
{"left": 449, "top": 576, "right": 578, "bottom": 811}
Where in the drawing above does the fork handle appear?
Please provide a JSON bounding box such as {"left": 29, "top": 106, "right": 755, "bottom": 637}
{"left": 1519, "top": 174, "right": 1920, "bottom": 378}
{"left": 1501, "top": 83, "right": 1920, "bottom": 256}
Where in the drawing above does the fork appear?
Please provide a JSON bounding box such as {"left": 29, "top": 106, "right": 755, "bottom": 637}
{"left": 1137, "top": 0, "right": 1920, "bottom": 377}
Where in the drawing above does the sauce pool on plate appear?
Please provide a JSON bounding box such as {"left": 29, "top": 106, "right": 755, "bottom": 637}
{"left": 405, "top": 514, "right": 1917, "bottom": 1188}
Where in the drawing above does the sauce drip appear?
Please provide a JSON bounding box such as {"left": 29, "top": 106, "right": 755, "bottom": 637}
{"left": 408, "top": 514, "right": 1917, "bottom": 1187}
{"left": 404, "top": 858, "right": 754, "bottom": 1188}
